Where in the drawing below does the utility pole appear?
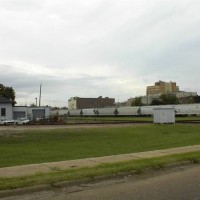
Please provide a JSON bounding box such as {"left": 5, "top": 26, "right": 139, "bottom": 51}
{"left": 39, "top": 82, "right": 42, "bottom": 107}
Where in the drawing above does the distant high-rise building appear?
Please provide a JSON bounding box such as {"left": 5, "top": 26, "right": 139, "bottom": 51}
{"left": 146, "top": 80, "right": 179, "bottom": 96}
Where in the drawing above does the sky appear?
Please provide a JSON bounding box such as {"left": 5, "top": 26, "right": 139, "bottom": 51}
{"left": 0, "top": 0, "right": 200, "bottom": 107}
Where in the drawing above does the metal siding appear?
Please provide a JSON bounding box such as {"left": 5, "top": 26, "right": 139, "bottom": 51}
{"left": 82, "top": 109, "right": 96, "bottom": 116}
{"left": 32, "top": 109, "right": 45, "bottom": 120}
{"left": 97, "top": 108, "right": 116, "bottom": 116}
{"left": 117, "top": 107, "right": 139, "bottom": 116}
{"left": 13, "top": 111, "right": 26, "bottom": 120}
{"left": 141, "top": 106, "right": 155, "bottom": 115}
{"left": 68, "top": 109, "right": 82, "bottom": 116}
{"left": 154, "top": 108, "right": 175, "bottom": 124}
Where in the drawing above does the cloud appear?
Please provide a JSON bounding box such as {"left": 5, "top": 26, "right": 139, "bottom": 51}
{"left": 0, "top": 0, "right": 200, "bottom": 106}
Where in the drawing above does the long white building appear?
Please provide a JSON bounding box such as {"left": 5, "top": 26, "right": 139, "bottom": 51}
{"left": 0, "top": 96, "right": 49, "bottom": 120}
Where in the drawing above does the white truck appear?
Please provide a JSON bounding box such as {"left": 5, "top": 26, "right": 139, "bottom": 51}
{"left": 14, "top": 118, "right": 30, "bottom": 125}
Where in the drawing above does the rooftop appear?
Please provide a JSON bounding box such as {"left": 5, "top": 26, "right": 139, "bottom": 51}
{"left": 0, "top": 96, "right": 12, "bottom": 104}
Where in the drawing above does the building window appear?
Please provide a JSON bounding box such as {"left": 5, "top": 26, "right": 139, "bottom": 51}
{"left": 1, "top": 108, "right": 6, "bottom": 117}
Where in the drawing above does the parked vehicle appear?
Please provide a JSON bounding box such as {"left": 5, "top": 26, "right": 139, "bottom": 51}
{"left": 14, "top": 118, "right": 30, "bottom": 125}
{"left": 36, "top": 117, "right": 44, "bottom": 121}
{"left": 0, "top": 118, "right": 15, "bottom": 125}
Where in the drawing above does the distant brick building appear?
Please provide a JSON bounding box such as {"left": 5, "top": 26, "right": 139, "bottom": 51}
{"left": 68, "top": 96, "right": 115, "bottom": 110}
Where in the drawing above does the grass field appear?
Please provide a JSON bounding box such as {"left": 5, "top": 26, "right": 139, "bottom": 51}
{"left": 1, "top": 124, "right": 200, "bottom": 168}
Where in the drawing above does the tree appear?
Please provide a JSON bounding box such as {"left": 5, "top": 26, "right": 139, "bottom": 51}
{"left": 151, "top": 94, "right": 179, "bottom": 105}
{"left": 0, "top": 84, "right": 16, "bottom": 106}
{"left": 193, "top": 95, "right": 200, "bottom": 103}
{"left": 131, "top": 97, "right": 143, "bottom": 106}
{"left": 151, "top": 99, "right": 162, "bottom": 105}
{"left": 30, "top": 103, "right": 37, "bottom": 107}
{"left": 160, "top": 94, "right": 179, "bottom": 105}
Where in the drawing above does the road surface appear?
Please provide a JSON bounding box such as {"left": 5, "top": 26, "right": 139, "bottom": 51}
{"left": 2, "top": 165, "right": 200, "bottom": 200}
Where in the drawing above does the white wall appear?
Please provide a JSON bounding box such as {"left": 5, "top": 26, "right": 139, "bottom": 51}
{"left": 68, "top": 98, "right": 77, "bottom": 110}
{"left": 0, "top": 103, "right": 13, "bottom": 119}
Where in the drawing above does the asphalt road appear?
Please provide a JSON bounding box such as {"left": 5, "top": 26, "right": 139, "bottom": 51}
{"left": 2, "top": 165, "right": 200, "bottom": 200}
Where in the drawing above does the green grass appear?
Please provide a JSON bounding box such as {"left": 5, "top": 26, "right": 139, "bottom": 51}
{"left": 0, "top": 151, "right": 200, "bottom": 191}
{"left": 1, "top": 124, "right": 200, "bottom": 168}
{"left": 176, "top": 116, "right": 200, "bottom": 121}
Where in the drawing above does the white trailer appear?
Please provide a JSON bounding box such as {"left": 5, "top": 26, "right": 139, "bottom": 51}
{"left": 175, "top": 104, "right": 200, "bottom": 115}
{"left": 82, "top": 109, "right": 96, "bottom": 116}
{"left": 97, "top": 108, "right": 116, "bottom": 116}
{"left": 68, "top": 109, "right": 82, "bottom": 116}
{"left": 117, "top": 106, "right": 139, "bottom": 116}
{"left": 154, "top": 108, "right": 175, "bottom": 124}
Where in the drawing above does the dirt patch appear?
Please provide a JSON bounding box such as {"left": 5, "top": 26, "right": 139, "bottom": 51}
{"left": 0, "top": 130, "right": 24, "bottom": 137}
{"left": 0, "top": 123, "right": 145, "bottom": 133}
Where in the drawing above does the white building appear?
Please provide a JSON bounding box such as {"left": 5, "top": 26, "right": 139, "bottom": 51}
{"left": 13, "top": 106, "right": 50, "bottom": 120}
{"left": 0, "top": 96, "right": 50, "bottom": 121}
{"left": 0, "top": 96, "right": 13, "bottom": 120}
{"left": 175, "top": 91, "right": 197, "bottom": 98}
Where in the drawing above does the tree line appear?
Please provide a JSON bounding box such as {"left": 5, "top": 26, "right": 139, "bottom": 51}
{"left": 131, "top": 94, "right": 200, "bottom": 106}
{"left": 0, "top": 83, "right": 16, "bottom": 106}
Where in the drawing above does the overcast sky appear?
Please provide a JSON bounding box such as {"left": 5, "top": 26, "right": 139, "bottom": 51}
{"left": 0, "top": 0, "right": 200, "bottom": 107}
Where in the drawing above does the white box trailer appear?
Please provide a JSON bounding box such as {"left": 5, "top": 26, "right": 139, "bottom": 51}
{"left": 97, "top": 108, "right": 116, "bottom": 116}
{"left": 174, "top": 104, "right": 200, "bottom": 115}
{"left": 50, "top": 109, "right": 68, "bottom": 117}
{"left": 82, "top": 109, "right": 96, "bottom": 116}
{"left": 154, "top": 108, "right": 175, "bottom": 124}
{"left": 117, "top": 106, "right": 140, "bottom": 116}
{"left": 141, "top": 106, "right": 155, "bottom": 116}
{"left": 68, "top": 109, "right": 82, "bottom": 116}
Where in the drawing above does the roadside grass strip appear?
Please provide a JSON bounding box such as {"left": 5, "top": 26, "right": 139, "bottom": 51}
{"left": 0, "top": 151, "right": 200, "bottom": 191}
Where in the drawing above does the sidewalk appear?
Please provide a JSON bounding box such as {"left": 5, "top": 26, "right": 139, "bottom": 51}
{"left": 1, "top": 145, "right": 200, "bottom": 178}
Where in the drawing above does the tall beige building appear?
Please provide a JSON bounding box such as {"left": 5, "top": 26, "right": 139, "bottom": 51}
{"left": 146, "top": 80, "right": 179, "bottom": 96}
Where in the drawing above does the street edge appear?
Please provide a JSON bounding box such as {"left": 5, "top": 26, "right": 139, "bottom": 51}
{"left": 0, "top": 160, "right": 197, "bottom": 198}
